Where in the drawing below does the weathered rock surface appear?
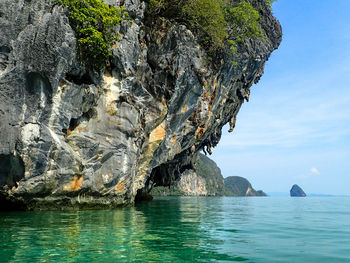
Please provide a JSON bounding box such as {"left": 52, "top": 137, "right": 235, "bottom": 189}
{"left": 171, "top": 153, "right": 225, "bottom": 196}
{"left": 0, "top": 0, "right": 281, "bottom": 209}
{"left": 175, "top": 169, "right": 208, "bottom": 196}
{"left": 151, "top": 154, "right": 266, "bottom": 197}
{"left": 290, "top": 184, "right": 306, "bottom": 197}
{"left": 150, "top": 153, "right": 220, "bottom": 196}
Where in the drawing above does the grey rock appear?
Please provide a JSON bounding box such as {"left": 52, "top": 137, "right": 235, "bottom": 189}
{"left": 290, "top": 184, "right": 307, "bottom": 197}
{"left": 0, "top": 0, "right": 281, "bottom": 209}
{"left": 175, "top": 169, "right": 208, "bottom": 196}
{"left": 151, "top": 154, "right": 266, "bottom": 197}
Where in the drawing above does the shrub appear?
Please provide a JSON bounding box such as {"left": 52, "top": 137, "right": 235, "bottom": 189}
{"left": 150, "top": 186, "right": 186, "bottom": 196}
{"left": 266, "top": 0, "right": 277, "bottom": 8}
{"left": 182, "top": 0, "right": 228, "bottom": 49}
{"left": 56, "top": 0, "right": 127, "bottom": 69}
{"left": 147, "top": 0, "right": 167, "bottom": 14}
{"left": 146, "top": 0, "right": 265, "bottom": 58}
{"left": 225, "top": 1, "right": 265, "bottom": 51}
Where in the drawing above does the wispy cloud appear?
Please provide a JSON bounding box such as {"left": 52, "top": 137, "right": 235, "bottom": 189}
{"left": 292, "top": 167, "right": 320, "bottom": 180}
{"left": 310, "top": 167, "right": 320, "bottom": 175}
{"left": 217, "top": 63, "right": 350, "bottom": 149}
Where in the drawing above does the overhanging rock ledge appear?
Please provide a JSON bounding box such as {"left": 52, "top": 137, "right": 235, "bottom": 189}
{"left": 0, "top": 0, "right": 281, "bottom": 209}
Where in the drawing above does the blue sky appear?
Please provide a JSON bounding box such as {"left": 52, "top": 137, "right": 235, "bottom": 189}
{"left": 210, "top": 0, "right": 350, "bottom": 195}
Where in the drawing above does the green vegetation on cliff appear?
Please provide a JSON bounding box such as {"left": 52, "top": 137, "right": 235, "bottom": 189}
{"left": 195, "top": 155, "right": 266, "bottom": 196}
{"left": 225, "top": 176, "right": 266, "bottom": 196}
{"left": 147, "top": 0, "right": 265, "bottom": 56}
{"left": 55, "top": 0, "right": 127, "bottom": 69}
{"left": 266, "top": 0, "right": 277, "bottom": 8}
{"left": 56, "top": 0, "right": 267, "bottom": 68}
{"left": 194, "top": 154, "right": 226, "bottom": 195}
{"left": 151, "top": 155, "right": 266, "bottom": 197}
{"left": 224, "top": 176, "right": 251, "bottom": 196}
{"left": 150, "top": 153, "right": 227, "bottom": 196}
{"left": 150, "top": 186, "right": 186, "bottom": 196}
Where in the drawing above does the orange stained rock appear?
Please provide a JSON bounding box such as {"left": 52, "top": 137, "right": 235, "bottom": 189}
{"left": 208, "top": 103, "right": 212, "bottom": 112}
{"left": 181, "top": 105, "right": 187, "bottom": 113}
{"left": 115, "top": 181, "right": 125, "bottom": 193}
{"left": 140, "top": 169, "right": 147, "bottom": 179}
{"left": 196, "top": 128, "right": 204, "bottom": 139}
{"left": 161, "top": 98, "right": 167, "bottom": 106}
{"left": 196, "top": 124, "right": 206, "bottom": 139}
{"left": 149, "top": 121, "right": 166, "bottom": 143}
{"left": 208, "top": 96, "right": 215, "bottom": 112}
{"left": 171, "top": 136, "right": 177, "bottom": 145}
{"left": 63, "top": 176, "right": 84, "bottom": 191}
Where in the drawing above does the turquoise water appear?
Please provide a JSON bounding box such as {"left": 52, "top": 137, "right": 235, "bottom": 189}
{"left": 1, "top": 197, "right": 350, "bottom": 262}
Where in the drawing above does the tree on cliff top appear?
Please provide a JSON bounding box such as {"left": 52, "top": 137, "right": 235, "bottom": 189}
{"left": 147, "top": 0, "right": 265, "bottom": 57}
{"left": 55, "top": 0, "right": 128, "bottom": 69}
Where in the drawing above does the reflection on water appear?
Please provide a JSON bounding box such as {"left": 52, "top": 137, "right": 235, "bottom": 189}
{"left": 1, "top": 197, "right": 350, "bottom": 262}
{"left": 1, "top": 197, "right": 246, "bottom": 262}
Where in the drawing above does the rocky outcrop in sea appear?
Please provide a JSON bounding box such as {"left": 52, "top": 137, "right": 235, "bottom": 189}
{"left": 290, "top": 184, "right": 306, "bottom": 197}
{"left": 0, "top": 0, "right": 281, "bottom": 209}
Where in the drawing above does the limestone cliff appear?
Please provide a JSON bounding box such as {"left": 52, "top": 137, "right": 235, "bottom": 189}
{"left": 0, "top": 0, "right": 281, "bottom": 209}
{"left": 194, "top": 153, "right": 226, "bottom": 196}
{"left": 151, "top": 154, "right": 266, "bottom": 197}
{"left": 224, "top": 176, "right": 266, "bottom": 196}
{"left": 175, "top": 169, "right": 208, "bottom": 196}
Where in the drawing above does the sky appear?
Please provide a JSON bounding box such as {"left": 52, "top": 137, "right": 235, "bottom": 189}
{"left": 210, "top": 0, "right": 350, "bottom": 195}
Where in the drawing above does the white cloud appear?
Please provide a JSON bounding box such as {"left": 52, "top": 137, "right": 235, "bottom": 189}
{"left": 310, "top": 167, "right": 320, "bottom": 175}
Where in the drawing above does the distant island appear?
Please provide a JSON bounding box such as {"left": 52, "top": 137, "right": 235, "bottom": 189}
{"left": 151, "top": 154, "right": 266, "bottom": 197}
{"left": 267, "top": 192, "right": 345, "bottom": 197}
{"left": 290, "top": 184, "right": 306, "bottom": 197}
{"left": 225, "top": 176, "right": 266, "bottom": 197}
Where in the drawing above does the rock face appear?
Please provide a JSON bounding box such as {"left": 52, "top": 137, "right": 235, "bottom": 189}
{"left": 151, "top": 154, "right": 266, "bottom": 197}
{"left": 175, "top": 169, "right": 208, "bottom": 196}
{"left": 0, "top": 0, "right": 281, "bottom": 209}
{"left": 290, "top": 184, "right": 306, "bottom": 197}
{"left": 224, "top": 176, "right": 266, "bottom": 196}
{"left": 150, "top": 153, "right": 223, "bottom": 196}
{"left": 193, "top": 153, "right": 226, "bottom": 196}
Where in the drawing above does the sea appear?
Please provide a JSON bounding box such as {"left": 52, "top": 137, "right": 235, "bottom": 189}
{"left": 1, "top": 196, "right": 350, "bottom": 262}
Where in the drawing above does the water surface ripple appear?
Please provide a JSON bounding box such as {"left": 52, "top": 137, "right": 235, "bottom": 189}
{"left": 1, "top": 197, "right": 350, "bottom": 262}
